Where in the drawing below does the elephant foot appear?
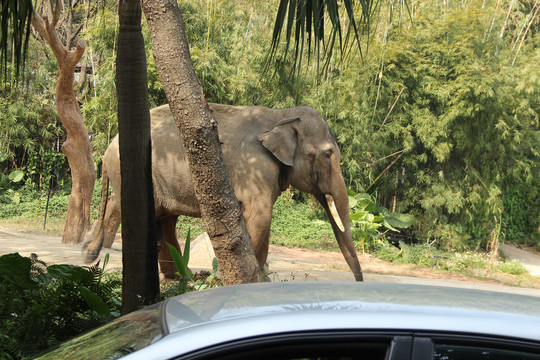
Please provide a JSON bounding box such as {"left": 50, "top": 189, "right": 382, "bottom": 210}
{"left": 158, "top": 260, "right": 195, "bottom": 281}
{"left": 259, "top": 263, "right": 272, "bottom": 282}
{"left": 158, "top": 260, "right": 180, "bottom": 280}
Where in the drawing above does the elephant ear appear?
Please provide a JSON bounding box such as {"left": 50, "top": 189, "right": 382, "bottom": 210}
{"left": 257, "top": 117, "right": 300, "bottom": 166}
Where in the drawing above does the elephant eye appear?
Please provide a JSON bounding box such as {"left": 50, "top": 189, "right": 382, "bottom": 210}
{"left": 324, "top": 150, "right": 333, "bottom": 158}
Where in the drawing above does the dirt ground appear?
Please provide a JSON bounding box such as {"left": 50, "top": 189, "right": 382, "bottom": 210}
{"left": 1, "top": 225, "right": 540, "bottom": 296}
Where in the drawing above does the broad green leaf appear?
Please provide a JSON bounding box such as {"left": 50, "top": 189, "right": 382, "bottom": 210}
{"left": 356, "top": 197, "right": 376, "bottom": 212}
{"left": 366, "top": 222, "right": 382, "bottom": 231}
{"left": 8, "top": 170, "right": 24, "bottom": 182}
{"left": 383, "top": 220, "right": 399, "bottom": 232}
{"left": 0, "top": 253, "right": 35, "bottom": 289}
{"left": 350, "top": 211, "right": 368, "bottom": 221}
{"left": 47, "top": 264, "right": 93, "bottom": 283}
{"left": 385, "top": 213, "right": 415, "bottom": 229}
{"left": 348, "top": 195, "right": 358, "bottom": 209}
{"left": 79, "top": 286, "right": 110, "bottom": 317}
{"left": 373, "top": 215, "right": 385, "bottom": 223}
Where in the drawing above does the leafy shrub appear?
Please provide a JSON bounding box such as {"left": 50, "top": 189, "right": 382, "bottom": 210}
{"left": 270, "top": 195, "right": 335, "bottom": 249}
{"left": 437, "top": 251, "right": 489, "bottom": 273}
{"left": 176, "top": 215, "right": 205, "bottom": 240}
{"left": 348, "top": 190, "right": 414, "bottom": 251}
{"left": 162, "top": 230, "right": 221, "bottom": 298}
{"left": 495, "top": 260, "right": 527, "bottom": 276}
{"left": 0, "top": 253, "right": 121, "bottom": 358}
{"left": 373, "top": 241, "right": 450, "bottom": 268}
{"left": 502, "top": 185, "right": 540, "bottom": 248}
{"left": 0, "top": 184, "right": 69, "bottom": 220}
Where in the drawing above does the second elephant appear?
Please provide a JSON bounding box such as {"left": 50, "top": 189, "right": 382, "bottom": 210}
{"left": 85, "top": 103, "right": 363, "bottom": 281}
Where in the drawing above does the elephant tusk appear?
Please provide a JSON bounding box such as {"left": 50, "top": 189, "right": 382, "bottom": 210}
{"left": 325, "top": 194, "right": 345, "bottom": 232}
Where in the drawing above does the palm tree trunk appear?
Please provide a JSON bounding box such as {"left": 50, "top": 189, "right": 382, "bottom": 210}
{"left": 117, "top": 0, "right": 160, "bottom": 314}
{"left": 141, "top": 0, "right": 262, "bottom": 284}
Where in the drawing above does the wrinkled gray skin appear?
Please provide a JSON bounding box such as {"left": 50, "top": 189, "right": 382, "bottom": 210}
{"left": 85, "top": 103, "right": 363, "bottom": 281}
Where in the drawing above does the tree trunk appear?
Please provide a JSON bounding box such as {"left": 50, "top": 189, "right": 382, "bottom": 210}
{"left": 141, "top": 0, "right": 262, "bottom": 284}
{"left": 117, "top": 0, "right": 160, "bottom": 315}
{"left": 31, "top": 9, "right": 95, "bottom": 244}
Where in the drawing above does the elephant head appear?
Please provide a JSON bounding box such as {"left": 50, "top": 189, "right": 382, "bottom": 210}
{"left": 258, "top": 107, "right": 364, "bottom": 281}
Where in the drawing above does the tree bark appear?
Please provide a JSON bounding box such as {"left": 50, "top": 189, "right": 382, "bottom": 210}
{"left": 31, "top": 8, "right": 95, "bottom": 244}
{"left": 141, "top": 0, "right": 262, "bottom": 284}
{"left": 117, "top": 0, "right": 160, "bottom": 315}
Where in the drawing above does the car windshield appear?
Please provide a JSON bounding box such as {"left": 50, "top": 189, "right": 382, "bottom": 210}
{"left": 35, "top": 303, "right": 163, "bottom": 360}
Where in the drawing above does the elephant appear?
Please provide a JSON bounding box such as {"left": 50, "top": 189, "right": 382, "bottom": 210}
{"left": 85, "top": 103, "right": 363, "bottom": 281}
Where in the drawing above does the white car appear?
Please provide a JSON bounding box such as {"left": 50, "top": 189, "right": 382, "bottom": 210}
{"left": 37, "top": 282, "right": 540, "bottom": 360}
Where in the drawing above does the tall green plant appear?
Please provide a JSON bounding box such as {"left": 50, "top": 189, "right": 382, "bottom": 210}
{"left": 164, "top": 229, "right": 220, "bottom": 295}
{"left": 349, "top": 190, "right": 414, "bottom": 251}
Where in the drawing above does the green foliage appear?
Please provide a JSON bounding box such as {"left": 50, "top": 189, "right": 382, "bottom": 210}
{"left": 502, "top": 183, "right": 540, "bottom": 247}
{"left": 24, "top": 150, "right": 67, "bottom": 189}
{"left": 318, "top": 0, "right": 540, "bottom": 250}
{"left": 0, "top": 253, "right": 121, "bottom": 359}
{"left": 349, "top": 190, "right": 414, "bottom": 251}
{"left": 0, "top": 83, "right": 60, "bottom": 184}
{"left": 1, "top": 0, "right": 538, "bottom": 254}
{"left": 176, "top": 215, "right": 205, "bottom": 239}
{"left": 0, "top": 0, "right": 32, "bottom": 79}
{"left": 270, "top": 194, "right": 336, "bottom": 249}
{"left": 163, "top": 229, "right": 221, "bottom": 297}
{"left": 374, "top": 241, "right": 447, "bottom": 267}
{"left": 494, "top": 259, "right": 527, "bottom": 276}
{"left": 0, "top": 184, "right": 70, "bottom": 220}
{"left": 373, "top": 241, "right": 529, "bottom": 277}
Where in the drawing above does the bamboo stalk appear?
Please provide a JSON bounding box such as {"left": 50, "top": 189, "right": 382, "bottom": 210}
{"left": 511, "top": 1, "right": 539, "bottom": 66}
{"left": 365, "top": 151, "right": 404, "bottom": 192}
{"left": 378, "top": 86, "right": 405, "bottom": 132}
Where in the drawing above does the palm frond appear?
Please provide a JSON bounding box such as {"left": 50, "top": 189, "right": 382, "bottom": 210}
{"left": 269, "top": 0, "right": 378, "bottom": 75}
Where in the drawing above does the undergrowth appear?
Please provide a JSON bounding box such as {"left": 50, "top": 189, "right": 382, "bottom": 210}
{"left": 270, "top": 195, "right": 336, "bottom": 250}
{"left": 374, "top": 241, "right": 528, "bottom": 277}
{"left": 0, "top": 253, "right": 122, "bottom": 359}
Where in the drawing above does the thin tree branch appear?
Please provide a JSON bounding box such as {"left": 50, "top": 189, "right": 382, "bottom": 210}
{"left": 365, "top": 151, "right": 404, "bottom": 192}
{"left": 378, "top": 86, "right": 405, "bottom": 132}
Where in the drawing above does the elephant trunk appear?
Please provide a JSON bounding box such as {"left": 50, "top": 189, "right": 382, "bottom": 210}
{"left": 318, "top": 180, "right": 363, "bottom": 282}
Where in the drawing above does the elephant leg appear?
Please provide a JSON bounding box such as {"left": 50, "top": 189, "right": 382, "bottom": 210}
{"left": 157, "top": 216, "right": 181, "bottom": 279}
{"left": 243, "top": 198, "right": 274, "bottom": 268}
{"left": 102, "top": 194, "right": 121, "bottom": 249}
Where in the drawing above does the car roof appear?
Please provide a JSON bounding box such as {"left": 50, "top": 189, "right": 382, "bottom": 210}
{"left": 127, "top": 282, "right": 540, "bottom": 359}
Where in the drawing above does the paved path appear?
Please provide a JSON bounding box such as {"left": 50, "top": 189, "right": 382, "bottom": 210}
{"left": 500, "top": 243, "right": 540, "bottom": 277}
{"left": 2, "top": 226, "right": 540, "bottom": 297}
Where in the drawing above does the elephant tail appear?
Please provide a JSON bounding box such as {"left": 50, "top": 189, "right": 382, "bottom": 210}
{"left": 83, "top": 163, "right": 110, "bottom": 263}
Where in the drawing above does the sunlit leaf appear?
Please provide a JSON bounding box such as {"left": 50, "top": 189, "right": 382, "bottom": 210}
{"left": 8, "top": 170, "right": 24, "bottom": 182}
{"left": 385, "top": 213, "right": 415, "bottom": 229}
